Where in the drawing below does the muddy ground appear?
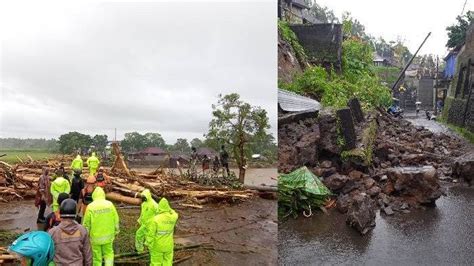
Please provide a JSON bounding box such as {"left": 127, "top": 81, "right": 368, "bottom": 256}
{"left": 0, "top": 196, "right": 277, "bottom": 265}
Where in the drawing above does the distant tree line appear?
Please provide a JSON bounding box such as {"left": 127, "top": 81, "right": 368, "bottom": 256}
{"left": 0, "top": 138, "right": 58, "bottom": 151}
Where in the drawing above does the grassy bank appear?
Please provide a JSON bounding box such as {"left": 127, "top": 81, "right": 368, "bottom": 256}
{"left": 0, "top": 150, "right": 59, "bottom": 164}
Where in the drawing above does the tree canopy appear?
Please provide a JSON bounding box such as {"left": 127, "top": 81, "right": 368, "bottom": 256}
{"left": 446, "top": 11, "right": 473, "bottom": 48}
{"left": 206, "top": 93, "right": 271, "bottom": 182}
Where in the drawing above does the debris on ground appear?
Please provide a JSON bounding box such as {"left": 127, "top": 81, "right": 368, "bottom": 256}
{"left": 278, "top": 96, "right": 472, "bottom": 234}
{"left": 278, "top": 166, "right": 332, "bottom": 218}
{"left": 0, "top": 146, "right": 257, "bottom": 205}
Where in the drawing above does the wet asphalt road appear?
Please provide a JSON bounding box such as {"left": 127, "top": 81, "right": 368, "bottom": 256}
{"left": 278, "top": 184, "right": 474, "bottom": 265}
{"left": 278, "top": 116, "right": 474, "bottom": 266}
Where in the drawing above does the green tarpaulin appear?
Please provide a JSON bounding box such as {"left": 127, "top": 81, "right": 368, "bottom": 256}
{"left": 278, "top": 166, "right": 332, "bottom": 218}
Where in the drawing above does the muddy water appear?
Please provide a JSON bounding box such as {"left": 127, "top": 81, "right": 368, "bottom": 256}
{"left": 278, "top": 184, "right": 474, "bottom": 265}
{"left": 0, "top": 200, "right": 39, "bottom": 232}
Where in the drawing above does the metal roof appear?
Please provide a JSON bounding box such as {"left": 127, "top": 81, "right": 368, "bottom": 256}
{"left": 278, "top": 89, "right": 321, "bottom": 112}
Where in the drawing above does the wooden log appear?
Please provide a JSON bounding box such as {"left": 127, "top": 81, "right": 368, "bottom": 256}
{"left": 243, "top": 184, "right": 277, "bottom": 192}
{"left": 19, "top": 175, "right": 39, "bottom": 183}
{"left": 166, "top": 190, "right": 252, "bottom": 199}
{"left": 111, "top": 142, "right": 132, "bottom": 177}
{"left": 106, "top": 192, "right": 141, "bottom": 205}
{"left": 16, "top": 156, "right": 24, "bottom": 163}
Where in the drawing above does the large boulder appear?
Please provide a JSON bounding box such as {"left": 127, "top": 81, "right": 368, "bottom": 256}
{"left": 323, "top": 173, "right": 348, "bottom": 191}
{"left": 346, "top": 193, "right": 376, "bottom": 235}
{"left": 385, "top": 166, "right": 441, "bottom": 205}
{"left": 452, "top": 151, "right": 474, "bottom": 186}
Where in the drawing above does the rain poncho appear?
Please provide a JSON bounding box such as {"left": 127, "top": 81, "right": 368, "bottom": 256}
{"left": 145, "top": 198, "right": 178, "bottom": 266}
{"left": 70, "top": 155, "right": 83, "bottom": 171}
{"left": 135, "top": 189, "right": 159, "bottom": 253}
{"left": 50, "top": 177, "right": 71, "bottom": 212}
{"left": 86, "top": 153, "right": 100, "bottom": 176}
{"left": 83, "top": 187, "right": 119, "bottom": 266}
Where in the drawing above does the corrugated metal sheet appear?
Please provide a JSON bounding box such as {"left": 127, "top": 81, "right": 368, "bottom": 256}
{"left": 278, "top": 89, "right": 321, "bottom": 112}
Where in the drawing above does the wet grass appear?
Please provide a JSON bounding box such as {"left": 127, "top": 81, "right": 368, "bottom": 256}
{"left": 0, "top": 150, "right": 59, "bottom": 164}
{"left": 115, "top": 207, "right": 140, "bottom": 254}
{"left": 439, "top": 123, "right": 474, "bottom": 144}
{"left": 0, "top": 230, "right": 21, "bottom": 247}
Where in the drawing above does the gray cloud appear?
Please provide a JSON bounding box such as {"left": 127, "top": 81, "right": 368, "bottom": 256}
{"left": 0, "top": 1, "right": 276, "bottom": 144}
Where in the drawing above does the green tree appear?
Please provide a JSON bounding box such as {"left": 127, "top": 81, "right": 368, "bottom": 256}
{"left": 172, "top": 138, "right": 191, "bottom": 153}
{"left": 446, "top": 11, "right": 473, "bottom": 48}
{"left": 190, "top": 138, "right": 204, "bottom": 149}
{"left": 58, "top": 132, "right": 92, "bottom": 154}
{"left": 342, "top": 12, "right": 367, "bottom": 39}
{"left": 92, "top": 134, "right": 108, "bottom": 153}
{"left": 120, "top": 132, "right": 147, "bottom": 153}
{"left": 305, "top": 0, "right": 339, "bottom": 23}
{"left": 144, "top": 133, "right": 166, "bottom": 148}
{"left": 206, "top": 93, "right": 270, "bottom": 183}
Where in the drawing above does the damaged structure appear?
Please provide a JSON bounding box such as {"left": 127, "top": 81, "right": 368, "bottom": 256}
{"left": 278, "top": 89, "right": 472, "bottom": 234}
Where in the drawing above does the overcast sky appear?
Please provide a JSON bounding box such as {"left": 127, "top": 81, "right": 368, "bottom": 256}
{"left": 0, "top": 0, "right": 276, "bottom": 144}
{"left": 317, "top": 0, "right": 473, "bottom": 57}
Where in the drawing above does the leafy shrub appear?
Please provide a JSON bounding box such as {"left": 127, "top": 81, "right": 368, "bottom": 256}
{"left": 281, "top": 36, "right": 392, "bottom": 110}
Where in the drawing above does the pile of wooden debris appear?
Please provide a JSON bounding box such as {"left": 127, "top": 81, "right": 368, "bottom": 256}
{"left": 0, "top": 144, "right": 255, "bottom": 206}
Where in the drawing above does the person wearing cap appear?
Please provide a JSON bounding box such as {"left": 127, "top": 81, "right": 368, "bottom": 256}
{"left": 135, "top": 189, "right": 159, "bottom": 253}
{"left": 145, "top": 197, "right": 178, "bottom": 266}
{"left": 83, "top": 187, "right": 119, "bottom": 266}
{"left": 79, "top": 175, "right": 97, "bottom": 217}
{"left": 86, "top": 152, "right": 100, "bottom": 176}
{"left": 48, "top": 198, "right": 92, "bottom": 265}
{"left": 51, "top": 170, "right": 71, "bottom": 212}
{"left": 44, "top": 193, "right": 70, "bottom": 232}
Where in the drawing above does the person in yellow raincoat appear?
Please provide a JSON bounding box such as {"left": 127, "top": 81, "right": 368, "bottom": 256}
{"left": 135, "top": 189, "right": 159, "bottom": 253}
{"left": 86, "top": 152, "right": 100, "bottom": 176}
{"left": 70, "top": 154, "right": 83, "bottom": 173}
{"left": 50, "top": 171, "right": 71, "bottom": 212}
{"left": 145, "top": 198, "right": 178, "bottom": 266}
{"left": 83, "top": 186, "right": 119, "bottom": 266}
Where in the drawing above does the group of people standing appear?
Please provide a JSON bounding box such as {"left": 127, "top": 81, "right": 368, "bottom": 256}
{"left": 8, "top": 152, "right": 178, "bottom": 266}
{"left": 190, "top": 145, "right": 230, "bottom": 176}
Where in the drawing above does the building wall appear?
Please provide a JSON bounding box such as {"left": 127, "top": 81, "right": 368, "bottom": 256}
{"left": 289, "top": 24, "right": 343, "bottom": 71}
{"left": 418, "top": 77, "right": 435, "bottom": 109}
{"left": 443, "top": 23, "right": 474, "bottom": 132}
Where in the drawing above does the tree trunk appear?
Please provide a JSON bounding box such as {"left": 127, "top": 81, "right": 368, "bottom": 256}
{"left": 238, "top": 140, "right": 246, "bottom": 183}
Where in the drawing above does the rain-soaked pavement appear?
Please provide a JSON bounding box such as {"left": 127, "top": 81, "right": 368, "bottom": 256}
{"left": 278, "top": 115, "right": 474, "bottom": 265}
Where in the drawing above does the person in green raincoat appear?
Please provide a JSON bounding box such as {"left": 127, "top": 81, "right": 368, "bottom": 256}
{"left": 70, "top": 154, "right": 83, "bottom": 172}
{"left": 135, "top": 189, "right": 159, "bottom": 253}
{"left": 50, "top": 171, "right": 71, "bottom": 212}
{"left": 86, "top": 152, "right": 100, "bottom": 176}
{"left": 145, "top": 197, "right": 178, "bottom": 266}
{"left": 83, "top": 186, "right": 119, "bottom": 266}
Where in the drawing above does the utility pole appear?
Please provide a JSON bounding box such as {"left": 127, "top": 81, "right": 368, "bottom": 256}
{"left": 391, "top": 32, "right": 432, "bottom": 92}
{"left": 114, "top": 128, "right": 117, "bottom": 142}
{"left": 434, "top": 56, "right": 439, "bottom": 115}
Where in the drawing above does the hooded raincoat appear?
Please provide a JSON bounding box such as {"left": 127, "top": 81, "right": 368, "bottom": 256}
{"left": 145, "top": 198, "right": 178, "bottom": 266}
{"left": 83, "top": 187, "right": 119, "bottom": 266}
{"left": 70, "top": 155, "right": 84, "bottom": 171}
{"left": 135, "top": 189, "right": 159, "bottom": 253}
{"left": 86, "top": 153, "right": 100, "bottom": 176}
{"left": 50, "top": 177, "right": 71, "bottom": 212}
